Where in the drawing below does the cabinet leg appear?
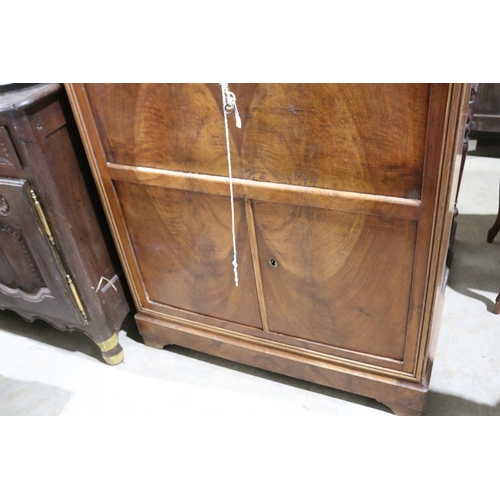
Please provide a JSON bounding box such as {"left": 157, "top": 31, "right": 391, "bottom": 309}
{"left": 487, "top": 216, "right": 500, "bottom": 243}
{"left": 487, "top": 182, "right": 500, "bottom": 243}
{"left": 97, "top": 333, "right": 124, "bottom": 365}
{"left": 385, "top": 403, "right": 424, "bottom": 416}
{"left": 377, "top": 396, "right": 426, "bottom": 416}
{"left": 494, "top": 294, "right": 500, "bottom": 315}
{"left": 143, "top": 336, "right": 167, "bottom": 350}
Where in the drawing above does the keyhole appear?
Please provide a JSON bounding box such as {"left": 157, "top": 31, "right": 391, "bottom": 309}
{"left": 268, "top": 258, "right": 278, "bottom": 268}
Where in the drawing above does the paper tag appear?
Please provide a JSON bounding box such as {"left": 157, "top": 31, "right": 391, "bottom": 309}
{"left": 235, "top": 104, "right": 242, "bottom": 129}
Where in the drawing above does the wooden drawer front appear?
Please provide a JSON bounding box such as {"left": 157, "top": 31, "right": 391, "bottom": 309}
{"left": 253, "top": 200, "right": 417, "bottom": 360}
{"left": 114, "top": 180, "right": 263, "bottom": 329}
{"left": 86, "top": 83, "right": 430, "bottom": 199}
{"left": 0, "top": 126, "right": 22, "bottom": 172}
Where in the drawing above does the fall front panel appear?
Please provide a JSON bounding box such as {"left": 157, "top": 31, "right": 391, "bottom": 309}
{"left": 85, "top": 83, "right": 429, "bottom": 199}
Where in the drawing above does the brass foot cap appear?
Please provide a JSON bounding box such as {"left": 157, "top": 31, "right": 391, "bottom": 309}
{"left": 103, "top": 350, "right": 124, "bottom": 365}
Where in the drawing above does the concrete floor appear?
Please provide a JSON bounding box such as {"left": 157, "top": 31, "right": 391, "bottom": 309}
{"left": 1, "top": 155, "right": 500, "bottom": 417}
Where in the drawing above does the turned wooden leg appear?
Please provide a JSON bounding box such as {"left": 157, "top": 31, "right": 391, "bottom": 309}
{"left": 487, "top": 207, "right": 500, "bottom": 243}
{"left": 487, "top": 177, "right": 500, "bottom": 243}
{"left": 97, "top": 333, "right": 124, "bottom": 365}
{"left": 494, "top": 293, "right": 500, "bottom": 315}
{"left": 449, "top": 84, "right": 478, "bottom": 263}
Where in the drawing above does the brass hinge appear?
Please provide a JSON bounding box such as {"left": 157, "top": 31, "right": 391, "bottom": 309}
{"left": 65, "top": 273, "right": 89, "bottom": 323}
{"left": 29, "top": 186, "right": 89, "bottom": 324}
{"left": 30, "top": 189, "right": 55, "bottom": 245}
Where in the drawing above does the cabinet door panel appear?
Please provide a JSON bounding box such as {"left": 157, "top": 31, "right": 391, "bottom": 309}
{"left": 115, "top": 181, "right": 262, "bottom": 329}
{"left": 253, "top": 200, "right": 417, "bottom": 360}
{"left": 0, "top": 178, "right": 82, "bottom": 324}
{"left": 0, "top": 227, "right": 45, "bottom": 292}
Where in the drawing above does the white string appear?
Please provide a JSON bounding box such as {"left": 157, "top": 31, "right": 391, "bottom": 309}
{"left": 220, "top": 83, "right": 241, "bottom": 286}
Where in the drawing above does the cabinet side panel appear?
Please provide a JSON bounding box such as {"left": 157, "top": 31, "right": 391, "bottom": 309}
{"left": 422, "top": 84, "right": 471, "bottom": 382}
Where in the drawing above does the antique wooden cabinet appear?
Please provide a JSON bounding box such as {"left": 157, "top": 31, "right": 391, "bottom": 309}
{"left": 66, "top": 83, "right": 470, "bottom": 414}
{"left": 0, "top": 84, "right": 130, "bottom": 364}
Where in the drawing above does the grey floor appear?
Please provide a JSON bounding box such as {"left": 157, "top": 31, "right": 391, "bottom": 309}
{"left": 1, "top": 154, "right": 500, "bottom": 417}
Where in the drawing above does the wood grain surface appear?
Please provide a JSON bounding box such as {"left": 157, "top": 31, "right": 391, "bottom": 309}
{"left": 253, "top": 200, "right": 417, "bottom": 359}
{"left": 86, "top": 83, "right": 430, "bottom": 198}
{"left": 115, "top": 181, "right": 262, "bottom": 328}
{"left": 107, "top": 163, "right": 421, "bottom": 221}
{"left": 66, "top": 82, "right": 469, "bottom": 414}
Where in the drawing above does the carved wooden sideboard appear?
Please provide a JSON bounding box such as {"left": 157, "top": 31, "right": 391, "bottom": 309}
{"left": 0, "top": 84, "right": 130, "bottom": 364}
{"left": 66, "top": 84, "right": 470, "bottom": 413}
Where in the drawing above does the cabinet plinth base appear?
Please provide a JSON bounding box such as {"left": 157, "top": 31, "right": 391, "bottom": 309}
{"left": 143, "top": 338, "right": 167, "bottom": 350}
{"left": 136, "top": 312, "right": 428, "bottom": 416}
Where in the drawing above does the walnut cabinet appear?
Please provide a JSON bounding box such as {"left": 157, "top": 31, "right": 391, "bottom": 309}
{"left": 0, "top": 84, "right": 130, "bottom": 364}
{"left": 66, "top": 84, "right": 470, "bottom": 414}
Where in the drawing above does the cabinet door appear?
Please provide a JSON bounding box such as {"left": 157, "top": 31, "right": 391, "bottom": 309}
{"left": 252, "top": 200, "right": 417, "bottom": 361}
{"left": 115, "top": 181, "right": 262, "bottom": 329}
{"left": 0, "top": 178, "right": 83, "bottom": 325}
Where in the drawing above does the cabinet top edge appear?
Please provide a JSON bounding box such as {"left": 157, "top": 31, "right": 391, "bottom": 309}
{"left": 0, "top": 83, "right": 61, "bottom": 115}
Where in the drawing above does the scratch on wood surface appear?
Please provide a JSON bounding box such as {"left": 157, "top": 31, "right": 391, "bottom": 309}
{"left": 95, "top": 275, "right": 118, "bottom": 293}
{"left": 278, "top": 105, "right": 313, "bottom": 115}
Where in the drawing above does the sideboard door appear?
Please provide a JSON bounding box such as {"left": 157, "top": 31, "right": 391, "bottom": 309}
{"left": 0, "top": 177, "right": 83, "bottom": 326}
